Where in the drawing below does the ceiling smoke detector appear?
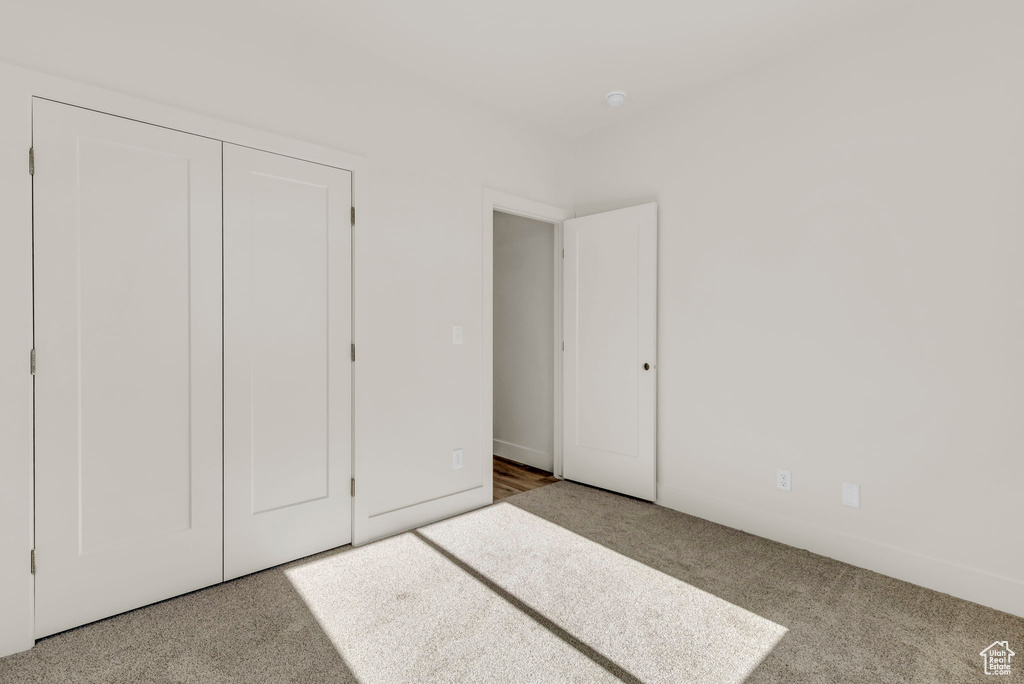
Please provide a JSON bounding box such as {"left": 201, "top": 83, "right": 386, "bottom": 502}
{"left": 605, "top": 90, "right": 627, "bottom": 107}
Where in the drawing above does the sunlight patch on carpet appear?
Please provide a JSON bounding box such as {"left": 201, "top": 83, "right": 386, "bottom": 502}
{"left": 285, "top": 502, "right": 786, "bottom": 683}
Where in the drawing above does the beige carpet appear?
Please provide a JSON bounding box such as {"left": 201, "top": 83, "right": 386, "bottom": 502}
{"left": 1, "top": 481, "right": 1021, "bottom": 682}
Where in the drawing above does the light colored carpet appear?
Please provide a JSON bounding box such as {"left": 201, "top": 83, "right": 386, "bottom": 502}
{"left": 1, "top": 480, "right": 1021, "bottom": 682}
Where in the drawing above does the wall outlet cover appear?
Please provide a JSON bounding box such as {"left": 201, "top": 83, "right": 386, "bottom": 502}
{"left": 452, "top": 325, "right": 464, "bottom": 345}
{"left": 452, "top": 448, "right": 464, "bottom": 469}
{"left": 776, "top": 469, "right": 791, "bottom": 491}
{"left": 842, "top": 482, "right": 861, "bottom": 508}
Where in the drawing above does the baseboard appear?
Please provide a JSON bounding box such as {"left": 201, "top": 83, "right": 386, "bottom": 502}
{"left": 493, "top": 439, "right": 553, "bottom": 472}
{"left": 657, "top": 483, "right": 1024, "bottom": 618}
{"left": 355, "top": 485, "right": 491, "bottom": 546}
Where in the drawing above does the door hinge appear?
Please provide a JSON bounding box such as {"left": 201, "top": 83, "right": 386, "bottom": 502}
{"left": 29, "top": 147, "right": 34, "bottom": 176}
{"left": 30, "top": 550, "right": 36, "bottom": 575}
{"left": 351, "top": 206, "right": 356, "bottom": 226}
{"left": 351, "top": 343, "right": 356, "bottom": 362}
{"left": 351, "top": 478, "right": 355, "bottom": 496}
{"left": 30, "top": 348, "right": 36, "bottom": 375}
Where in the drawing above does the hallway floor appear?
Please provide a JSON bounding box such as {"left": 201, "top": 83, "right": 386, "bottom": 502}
{"left": 492, "top": 456, "right": 558, "bottom": 502}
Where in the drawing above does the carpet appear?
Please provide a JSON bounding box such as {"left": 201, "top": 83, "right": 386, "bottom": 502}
{"left": 1, "top": 480, "right": 1021, "bottom": 682}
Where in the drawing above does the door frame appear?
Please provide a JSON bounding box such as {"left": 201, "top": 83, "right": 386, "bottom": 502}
{"left": 0, "top": 61, "right": 367, "bottom": 657}
{"left": 483, "top": 190, "right": 573, "bottom": 478}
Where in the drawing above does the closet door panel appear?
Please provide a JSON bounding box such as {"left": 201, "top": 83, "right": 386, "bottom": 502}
{"left": 224, "top": 144, "right": 352, "bottom": 580}
{"left": 33, "top": 99, "right": 223, "bottom": 637}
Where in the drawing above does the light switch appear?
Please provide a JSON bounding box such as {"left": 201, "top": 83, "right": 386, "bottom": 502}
{"left": 452, "top": 325, "right": 463, "bottom": 345}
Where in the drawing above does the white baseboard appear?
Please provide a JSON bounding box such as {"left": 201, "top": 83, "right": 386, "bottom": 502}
{"left": 493, "top": 439, "right": 553, "bottom": 472}
{"left": 657, "top": 483, "right": 1024, "bottom": 618}
{"left": 356, "top": 485, "right": 491, "bottom": 546}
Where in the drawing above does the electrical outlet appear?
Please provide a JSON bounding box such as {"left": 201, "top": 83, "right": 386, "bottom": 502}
{"left": 776, "top": 469, "right": 791, "bottom": 492}
{"left": 842, "top": 483, "right": 860, "bottom": 508}
{"left": 452, "top": 448, "right": 464, "bottom": 469}
{"left": 452, "top": 325, "right": 463, "bottom": 345}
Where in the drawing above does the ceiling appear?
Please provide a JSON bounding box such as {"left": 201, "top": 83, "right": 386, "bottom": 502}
{"left": 8, "top": 1, "right": 905, "bottom": 139}
{"left": 246, "top": 0, "right": 903, "bottom": 138}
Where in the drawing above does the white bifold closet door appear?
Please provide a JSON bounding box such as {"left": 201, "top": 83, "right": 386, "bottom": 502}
{"left": 223, "top": 144, "right": 353, "bottom": 580}
{"left": 563, "top": 203, "right": 658, "bottom": 501}
{"left": 33, "top": 99, "right": 224, "bottom": 638}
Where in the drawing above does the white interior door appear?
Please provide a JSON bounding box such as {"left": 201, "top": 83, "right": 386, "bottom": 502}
{"left": 33, "top": 99, "right": 223, "bottom": 637}
{"left": 563, "top": 203, "right": 657, "bottom": 500}
{"left": 223, "top": 144, "right": 352, "bottom": 580}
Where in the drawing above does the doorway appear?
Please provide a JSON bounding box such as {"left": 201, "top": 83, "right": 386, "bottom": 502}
{"left": 483, "top": 191, "right": 571, "bottom": 504}
{"left": 492, "top": 210, "right": 559, "bottom": 500}
{"left": 483, "top": 194, "right": 658, "bottom": 505}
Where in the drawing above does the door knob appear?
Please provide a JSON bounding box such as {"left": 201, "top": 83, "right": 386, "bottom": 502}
{"left": 643, "top": 363, "right": 650, "bottom": 371}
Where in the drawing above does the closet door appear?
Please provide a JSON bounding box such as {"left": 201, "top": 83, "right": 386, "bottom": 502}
{"left": 224, "top": 144, "right": 352, "bottom": 580}
{"left": 33, "top": 99, "right": 223, "bottom": 637}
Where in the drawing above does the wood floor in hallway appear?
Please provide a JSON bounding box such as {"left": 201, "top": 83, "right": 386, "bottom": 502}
{"left": 492, "top": 456, "right": 559, "bottom": 502}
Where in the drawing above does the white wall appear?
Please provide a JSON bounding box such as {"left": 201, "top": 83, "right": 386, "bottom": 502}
{"left": 493, "top": 212, "right": 555, "bottom": 471}
{"left": 572, "top": 0, "right": 1024, "bottom": 617}
{"left": 0, "top": 2, "right": 572, "bottom": 655}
